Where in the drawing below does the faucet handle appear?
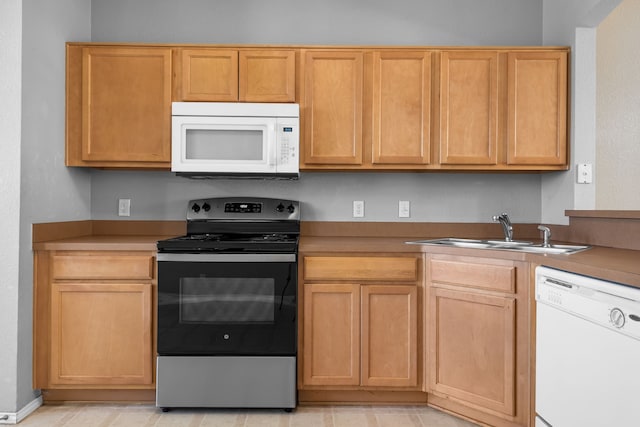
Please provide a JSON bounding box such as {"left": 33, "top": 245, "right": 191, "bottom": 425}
{"left": 492, "top": 212, "right": 511, "bottom": 222}
{"left": 538, "top": 225, "right": 551, "bottom": 247}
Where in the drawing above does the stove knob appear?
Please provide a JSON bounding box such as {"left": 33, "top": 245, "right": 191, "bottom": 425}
{"left": 202, "top": 203, "right": 211, "bottom": 212}
{"left": 276, "top": 203, "right": 285, "bottom": 213}
{"left": 287, "top": 204, "right": 296, "bottom": 213}
{"left": 192, "top": 203, "right": 201, "bottom": 213}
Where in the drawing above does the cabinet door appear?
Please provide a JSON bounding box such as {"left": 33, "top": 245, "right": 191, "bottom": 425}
{"left": 429, "top": 286, "right": 516, "bottom": 417}
{"left": 79, "top": 47, "right": 172, "bottom": 165}
{"left": 372, "top": 51, "right": 432, "bottom": 165}
{"left": 239, "top": 50, "right": 296, "bottom": 102}
{"left": 361, "top": 285, "right": 418, "bottom": 387}
{"left": 302, "top": 283, "right": 360, "bottom": 386}
{"left": 179, "top": 48, "right": 238, "bottom": 101}
{"left": 302, "top": 51, "right": 364, "bottom": 166}
{"left": 439, "top": 51, "right": 499, "bottom": 165}
{"left": 507, "top": 51, "right": 567, "bottom": 166}
{"left": 50, "top": 282, "right": 153, "bottom": 385}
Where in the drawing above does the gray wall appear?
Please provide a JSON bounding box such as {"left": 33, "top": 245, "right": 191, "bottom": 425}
{"left": 89, "top": 0, "right": 547, "bottom": 224}
{"left": 0, "top": 0, "right": 23, "bottom": 414}
{"left": 0, "top": 0, "right": 92, "bottom": 415}
{"left": 92, "top": 171, "right": 542, "bottom": 223}
{"left": 92, "top": 0, "right": 542, "bottom": 46}
{"left": 540, "top": 0, "right": 622, "bottom": 223}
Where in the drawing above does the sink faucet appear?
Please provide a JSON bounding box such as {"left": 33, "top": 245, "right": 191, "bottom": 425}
{"left": 538, "top": 225, "right": 551, "bottom": 247}
{"left": 492, "top": 213, "right": 513, "bottom": 242}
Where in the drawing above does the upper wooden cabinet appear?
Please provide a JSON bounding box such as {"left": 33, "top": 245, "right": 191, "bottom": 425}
{"left": 372, "top": 51, "right": 432, "bottom": 166}
{"left": 66, "top": 45, "right": 172, "bottom": 168}
{"left": 438, "top": 49, "right": 568, "bottom": 169}
{"left": 507, "top": 51, "right": 567, "bottom": 166}
{"left": 65, "top": 43, "right": 568, "bottom": 171}
{"left": 439, "top": 51, "right": 499, "bottom": 165}
{"left": 300, "top": 49, "right": 433, "bottom": 169}
{"left": 175, "top": 48, "right": 296, "bottom": 102}
{"left": 301, "top": 50, "right": 364, "bottom": 166}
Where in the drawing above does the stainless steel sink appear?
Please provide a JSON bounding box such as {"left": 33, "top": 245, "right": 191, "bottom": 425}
{"left": 405, "top": 238, "right": 590, "bottom": 254}
{"left": 500, "top": 243, "right": 591, "bottom": 254}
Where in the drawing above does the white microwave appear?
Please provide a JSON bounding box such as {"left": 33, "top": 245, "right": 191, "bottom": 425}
{"left": 171, "top": 102, "right": 300, "bottom": 179}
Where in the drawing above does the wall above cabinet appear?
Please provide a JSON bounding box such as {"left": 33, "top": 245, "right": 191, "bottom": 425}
{"left": 65, "top": 43, "right": 569, "bottom": 172}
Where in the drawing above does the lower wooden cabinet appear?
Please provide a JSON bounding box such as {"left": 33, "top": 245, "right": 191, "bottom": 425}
{"left": 300, "top": 255, "right": 421, "bottom": 390}
{"left": 361, "top": 284, "right": 418, "bottom": 387}
{"left": 429, "top": 286, "right": 515, "bottom": 415}
{"left": 302, "top": 283, "right": 360, "bottom": 386}
{"left": 426, "top": 254, "right": 530, "bottom": 427}
{"left": 50, "top": 282, "right": 153, "bottom": 385}
{"left": 34, "top": 250, "right": 156, "bottom": 390}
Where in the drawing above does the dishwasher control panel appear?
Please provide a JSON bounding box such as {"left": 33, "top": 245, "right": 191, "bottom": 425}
{"left": 536, "top": 266, "right": 640, "bottom": 340}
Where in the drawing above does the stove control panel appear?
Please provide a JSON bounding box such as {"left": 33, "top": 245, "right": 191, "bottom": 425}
{"left": 187, "top": 197, "right": 300, "bottom": 221}
{"left": 225, "top": 202, "right": 262, "bottom": 213}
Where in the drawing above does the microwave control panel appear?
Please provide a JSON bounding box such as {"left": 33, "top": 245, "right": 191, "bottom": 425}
{"left": 276, "top": 118, "right": 299, "bottom": 173}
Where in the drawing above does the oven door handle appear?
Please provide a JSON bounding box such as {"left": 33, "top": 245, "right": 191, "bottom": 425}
{"left": 157, "top": 253, "right": 296, "bottom": 263}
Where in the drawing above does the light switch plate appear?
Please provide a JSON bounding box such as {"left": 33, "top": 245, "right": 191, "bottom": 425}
{"left": 353, "top": 200, "right": 364, "bottom": 218}
{"left": 399, "top": 200, "right": 410, "bottom": 218}
{"left": 118, "top": 198, "right": 131, "bottom": 216}
{"left": 577, "top": 163, "right": 593, "bottom": 184}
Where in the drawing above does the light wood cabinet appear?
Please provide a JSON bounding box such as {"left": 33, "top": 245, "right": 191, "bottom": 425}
{"left": 65, "top": 43, "right": 568, "bottom": 171}
{"left": 300, "top": 49, "right": 433, "bottom": 169}
{"left": 50, "top": 282, "right": 153, "bottom": 385}
{"left": 429, "top": 287, "right": 516, "bottom": 415}
{"left": 301, "top": 255, "right": 420, "bottom": 390}
{"left": 507, "top": 51, "right": 567, "bottom": 166}
{"left": 176, "top": 48, "right": 296, "bottom": 102}
{"left": 439, "top": 49, "right": 568, "bottom": 169}
{"left": 301, "top": 50, "right": 365, "bottom": 166}
{"left": 426, "top": 254, "right": 530, "bottom": 427}
{"left": 34, "top": 250, "right": 156, "bottom": 390}
{"left": 66, "top": 45, "right": 172, "bottom": 168}
{"left": 361, "top": 284, "right": 418, "bottom": 387}
{"left": 303, "top": 283, "right": 360, "bottom": 386}
{"left": 371, "top": 51, "right": 432, "bottom": 166}
{"left": 439, "top": 51, "right": 499, "bottom": 165}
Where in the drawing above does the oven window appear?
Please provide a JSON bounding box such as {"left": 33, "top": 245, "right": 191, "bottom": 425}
{"left": 179, "top": 278, "right": 275, "bottom": 324}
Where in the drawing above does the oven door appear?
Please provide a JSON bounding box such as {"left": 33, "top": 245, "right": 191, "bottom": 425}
{"left": 157, "top": 253, "right": 296, "bottom": 356}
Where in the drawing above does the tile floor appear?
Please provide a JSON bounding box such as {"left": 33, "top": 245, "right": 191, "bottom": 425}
{"left": 18, "top": 404, "right": 480, "bottom": 427}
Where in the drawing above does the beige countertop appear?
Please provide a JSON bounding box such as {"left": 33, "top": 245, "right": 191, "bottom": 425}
{"left": 32, "top": 218, "right": 640, "bottom": 288}
{"left": 33, "top": 234, "right": 640, "bottom": 288}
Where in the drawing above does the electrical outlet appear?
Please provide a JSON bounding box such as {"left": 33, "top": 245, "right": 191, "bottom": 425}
{"left": 118, "top": 198, "right": 131, "bottom": 217}
{"left": 399, "top": 200, "right": 410, "bottom": 218}
{"left": 353, "top": 200, "right": 364, "bottom": 218}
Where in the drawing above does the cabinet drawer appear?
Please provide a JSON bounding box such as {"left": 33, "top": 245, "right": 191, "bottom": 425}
{"left": 430, "top": 258, "right": 515, "bottom": 293}
{"left": 304, "top": 256, "right": 417, "bottom": 282}
{"left": 52, "top": 254, "right": 155, "bottom": 280}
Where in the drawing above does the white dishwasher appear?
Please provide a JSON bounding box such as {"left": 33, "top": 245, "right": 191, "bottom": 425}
{"left": 535, "top": 266, "right": 640, "bottom": 426}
